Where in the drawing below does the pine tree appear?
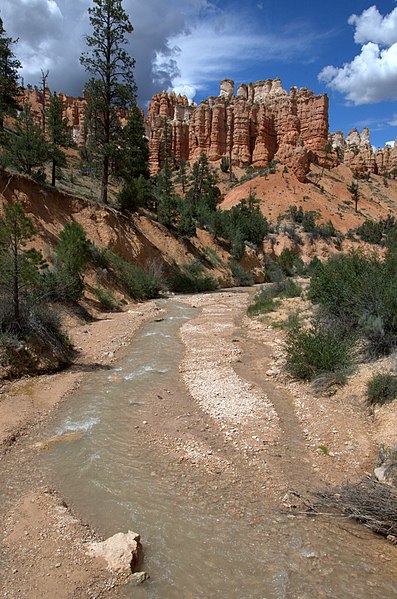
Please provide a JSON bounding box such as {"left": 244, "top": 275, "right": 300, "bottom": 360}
{"left": 47, "top": 92, "right": 71, "bottom": 186}
{"left": 119, "top": 104, "right": 149, "bottom": 181}
{"left": 155, "top": 119, "right": 178, "bottom": 226}
{"left": 348, "top": 180, "right": 359, "bottom": 213}
{"left": 186, "top": 152, "right": 219, "bottom": 214}
{"left": 6, "top": 105, "right": 48, "bottom": 176}
{"left": 0, "top": 18, "right": 21, "bottom": 132}
{"left": 80, "top": 0, "right": 136, "bottom": 204}
{"left": 0, "top": 202, "right": 44, "bottom": 327}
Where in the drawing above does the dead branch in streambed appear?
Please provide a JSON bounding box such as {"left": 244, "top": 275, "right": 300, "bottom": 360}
{"left": 288, "top": 481, "right": 397, "bottom": 539}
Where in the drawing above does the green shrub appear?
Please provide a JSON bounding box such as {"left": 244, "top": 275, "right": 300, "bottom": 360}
{"left": 220, "top": 156, "right": 230, "bottom": 173}
{"left": 309, "top": 251, "right": 397, "bottom": 355}
{"left": 228, "top": 260, "right": 254, "bottom": 286}
{"left": 247, "top": 287, "right": 280, "bottom": 316}
{"left": 356, "top": 219, "right": 384, "bottom": 244}
{"left": 92, "top": 287, "right": 119, "bottom": 311}
{"left": 264, "top": 256, "right": 285, "bottom": 283}
{"left": 169, "top": 261, "right": 218, "bottom": 293}
{"left": 278, "top": 248, "right": 296, "bottom": 276}
{"left": 40, "top": 268, "right": 84, "bottom": 303}
{"left": 285, "top": 320, "right": 355, "bottom": 381}
{"left": 89, "top": 248, "right": 164, "bottom": 300}
{"left": 0, "top": 293, "right": 71, "bottom": 365}
{"left": 367, "top": 373, "right": 397, "bottom": 406}
{"left": 280, "top": 279, "right": 302, "bottom": 298}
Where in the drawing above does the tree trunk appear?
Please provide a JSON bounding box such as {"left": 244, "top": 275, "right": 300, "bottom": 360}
{"left": 13, "top": 245, "right": 20, "bottom": 327}
{"left": 101, "top": 155, "right": 109, "bottom": 204}
{"left": 52, "top": 157, "right": 56, "bottom": 187}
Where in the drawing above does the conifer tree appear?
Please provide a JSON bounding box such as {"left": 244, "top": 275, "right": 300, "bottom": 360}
{"left": 119, "top": 104, "right": 149, "bottom": 181}
{"left": 80, "top": 0, "right": 136, "bottom": 204}
{"left": 0, "top": 18, "right": 21, "bottom": 132}
{"left": 6, "top": 105, "right": 48, "bottom": 176}
{"left": 47, "top": 92, "right": 71, "bottom": 186}
{"left": 0, "top": 202, "right": 44, "bottom": 327}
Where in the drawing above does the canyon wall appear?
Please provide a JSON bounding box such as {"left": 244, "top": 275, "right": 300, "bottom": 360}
{"left": 18, "top": 84, "right": 397, "bottom": 182}
{"left": 21, "top": 87, "right": 87, "bottom": 144}
{"left": 329, "top": 128, "right": 397, "bottom": 178}
{"left": 145, "top": 78, "right": 330, "bottom": 182}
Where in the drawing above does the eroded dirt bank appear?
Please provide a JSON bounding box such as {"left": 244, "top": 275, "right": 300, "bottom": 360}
{"left": 1, "top": 290, "right": 397, "bottom": 598}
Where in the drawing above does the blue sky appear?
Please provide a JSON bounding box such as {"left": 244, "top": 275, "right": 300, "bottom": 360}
{"left": 2, "top": 1, "right": 397, "bottom": 147}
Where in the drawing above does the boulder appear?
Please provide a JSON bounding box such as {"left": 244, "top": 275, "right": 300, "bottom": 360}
{"left": 86, "top": 530, "right": 143, "bottom": 574}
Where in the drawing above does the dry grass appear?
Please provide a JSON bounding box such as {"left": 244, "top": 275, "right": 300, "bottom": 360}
{"left": 316, "top": 480, "right": 397, "bottom": 537}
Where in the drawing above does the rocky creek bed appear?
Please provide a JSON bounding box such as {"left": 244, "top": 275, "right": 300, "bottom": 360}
{"left": 1, "top": 290, "right": 397, "bottom": 598}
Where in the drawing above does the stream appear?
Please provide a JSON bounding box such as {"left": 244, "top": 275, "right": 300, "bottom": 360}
{"left": 36, "top": 298, "right": 397, "bottom": 598}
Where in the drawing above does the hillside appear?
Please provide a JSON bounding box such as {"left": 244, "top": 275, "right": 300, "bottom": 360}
{"left": 221, "top": 163, "right": 397, "bottom": 233}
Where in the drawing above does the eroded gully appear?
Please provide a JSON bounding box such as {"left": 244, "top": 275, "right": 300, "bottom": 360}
{"left": 11, "top": 293, "right": 397, "bottom": 597}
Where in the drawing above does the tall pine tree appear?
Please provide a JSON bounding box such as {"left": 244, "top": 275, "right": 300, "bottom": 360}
{"left": 80, "top": 0, "right": 136, "bottom": 204}
{"left": 47, "top": 92, "right": 71, "bottom": 186}
{"left": 0, "top": 17, "right": 21, "bottom": 132}
{"left": 6, "top": 105, "right": 48, "bottom": 176}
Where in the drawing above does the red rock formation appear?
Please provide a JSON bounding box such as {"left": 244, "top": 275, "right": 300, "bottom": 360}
{"left": 145, "top": 77, "right": 329, "bottom": 181}
{"left": 21, "top": 87, "right": 86, "bottom": 144}
{"left": 329, "top": 128, "right": 397, "bottom": 178}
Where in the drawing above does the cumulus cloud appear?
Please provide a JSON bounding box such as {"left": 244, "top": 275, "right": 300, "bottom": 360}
{"left": 0, "top": 0, "right": 213, "bottom": 105}
{"left": 349, "top": 6, "right": 397, "bottom": 46}
{"left": 0, "top": 0, "right": 323, "bottom": 108}
{"left": 154, "top": 13, "right": 322, "bottom": 101}
{"left": 319, "top": 5, "right": 397, "bottom": 105}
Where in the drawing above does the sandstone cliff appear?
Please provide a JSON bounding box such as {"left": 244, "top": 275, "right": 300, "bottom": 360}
{"left": 145, "top": 78, "right": 329, "bottom": 182}
{"left": 21, "top": 87, "right": 87, "bottom": 144}
{"left": 329, "top": 128, "right": 397, "bottom": 178}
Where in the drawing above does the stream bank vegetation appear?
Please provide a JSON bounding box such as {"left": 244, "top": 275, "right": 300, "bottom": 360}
{"left": 248, "top": 246, "right": 397, "bottom": 539}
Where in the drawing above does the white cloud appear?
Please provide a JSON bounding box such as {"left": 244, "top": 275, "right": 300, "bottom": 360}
{"left": 0, "top": 0, "right": 215, "bottom": 104}
{"left": 319, "top": 6, "right": 397, "bottom": 105}
{"left": 349, "top": 5, "right": 397, "bottom": 46}
{"left": 154, "top": 12, "right": 321, "bottom": 100}
{"left": 319, "top": 42, "right": 397, "bottom": 104}
{"left": 385, "top": 140, "right": 395, "bottom": 147}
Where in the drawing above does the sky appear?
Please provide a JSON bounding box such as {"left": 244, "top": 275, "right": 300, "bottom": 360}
{"left": 1, "top": 1, "right": 397, "bottom": 148}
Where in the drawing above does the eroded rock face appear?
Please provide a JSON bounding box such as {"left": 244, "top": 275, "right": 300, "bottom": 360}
{"left": 145, "top": 78, "right": 329, "bottom": 181}
{"left": 86, "top": 531, "right": 143, "bottom": 574}
{"left": 329, "top": 128, "right": 397, "bottom": 178}
{"left": 21, "top": 87, "right": 87, "bottom": 144}
{"left": 20, "top": 87, "right": 129, "bottom": 146}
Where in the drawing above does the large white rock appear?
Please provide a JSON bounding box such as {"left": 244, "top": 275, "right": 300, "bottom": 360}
{"left": 86, "top": 531, "right": 142, "bottom": 574}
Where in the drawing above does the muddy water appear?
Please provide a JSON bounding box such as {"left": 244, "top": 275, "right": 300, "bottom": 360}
{"left": 40, "top": 300, "right": 397, "bottom": 599}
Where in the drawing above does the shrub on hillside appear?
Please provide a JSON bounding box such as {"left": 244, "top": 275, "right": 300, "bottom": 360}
{"left": 228, "top": 260, "right": 254, "bottom": 287}
{"left": 247, "top": 287, "right": 280, "bottom": 316}
{"left": 356, "top": 219, "right": 384, "bottom": 244}
{"left": 264, "top": 255, "right": 285, "bottom": 283}
{"left": 309, "top": 251, "right": 397, "bottom": 355}
{"left": 90, "top": 247, "right": 165, "bottom": 300}
{"left": 169, "top": 261, "right": 218, "bottom": 293}
{"left": 367, "top": 373, "right": 397, "bottom": 406}
{"left": 92, "top": 287, "right": 120, "bottom": 311}
{"left": 285, "top": 320, "right": 355, "bottom": 381}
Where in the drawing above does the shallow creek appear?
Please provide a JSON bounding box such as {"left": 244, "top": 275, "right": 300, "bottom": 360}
{"left": 37, "top": 300, "right": 396, "bottom": 598}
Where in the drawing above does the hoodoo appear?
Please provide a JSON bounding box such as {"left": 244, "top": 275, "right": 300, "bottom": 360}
{"left": 145, "top": 78, "right": 330, "bottom": 182}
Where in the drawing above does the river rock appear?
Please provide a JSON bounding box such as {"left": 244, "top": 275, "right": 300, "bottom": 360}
{"left": 130, "top": 571, "right": 150, "bottom": 584}
{"left": 86, "top": 531, "right": 143, "bottom": 574}
{"left": 374, "top": 462, "right": 397, "bottom": 487}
